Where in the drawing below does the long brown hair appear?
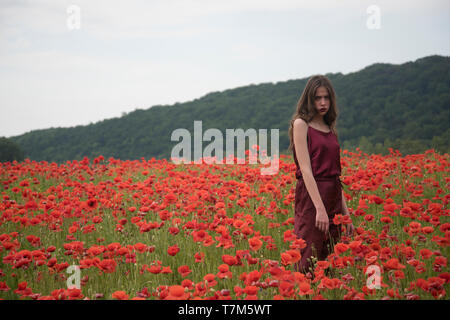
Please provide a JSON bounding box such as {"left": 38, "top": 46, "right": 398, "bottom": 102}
{"left": 288, "top": 75, "right": 338, "bottom": 151}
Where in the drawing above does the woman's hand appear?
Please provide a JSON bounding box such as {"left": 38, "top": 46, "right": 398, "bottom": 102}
{"left": 315, "top": 207, "right": 329, "bottom": 233}
{"left": 343, "top": 211, "right": 355, "bottom": 237}
{"left": 345, "top": 222, "right": 355, "bottom": 237}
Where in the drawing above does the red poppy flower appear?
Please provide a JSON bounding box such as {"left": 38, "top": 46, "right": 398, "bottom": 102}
{"left": 334, "top": 243, "right": 350, "bottom": 255}
{"left": 92, "top": 216, "right": 102, "bottom": 224}
{"left": 134, "top": 243, "right": 147, "bottom": 253}
{"left": 165, "top": 285, "right": 189, "bottom": 300}
{"left": 368, "top": 195, "right": 384, "bottom": 204}
{"left": 283, "top": 230, "right": 297, "bottom": 242}
{"left": 169, "top": 227, "right": 180, "bottom": 235}
{"left": 167, "top": 244, "right": 180, "bottom": 256}
{"left": 384, "top": 258, "right": 405, "bottom": 271}
{"left": 181, "top": 279, "right": 194, "bottom": 290}
{"left": 380, "top": 217, "right": 393, "bottom": 224}
{"left": 298, "top": 281, "right": 313, "bottom": 296}
{"left": 112, "top": 291, "right": 129, "bottom": 300}
{"left": 192, "top": 230, "right": 207, "bottom": 242}
{"left": 0, "top": 282, "right": 10, "bottom": 292}
{"left": 244, "top": 285, "right": 258, "bottom": 296}
{"left": 67, "top": 288, "right": 84, "bottom": 300}
{"left": 86, "top": 199, "right": 98, "bottom": 209}
{"left": 204, "top": 273, "right": 217, "bottom": 287}
{"left": 422, "top": 226, "right": 434, "bottom": 234}
{"left": 217, "top": 264, "right": 233, "bottom": 279}
{"left": 438, "top": 272, "right": 450, "bottom": 283}
{"left": 316, "top": 261, "right": 330, "bottom": 269}
{"left": 333, "top": 214, "right": 352, "bottom": 225}
{"left": 281, "top": 249, "right": 301, "bottom": 266}
{"left": 147, "top": 265, "right": 161, "bottom": 274}
{"left": 96, "top": 259, "right": 117, "bottom": 273}
{"left": 178, "top": 265, "right": 192, "bottom": 277}
{"left": 161, "top": 266, "right": 173, "bottom": 274}
{"left": 420, "top": 249, "right": 433, "bottom": 260}
{"left": 222, "top": 254, "right": 237, "bottom": 266}
{"left": 278, "top": 280, "right": 295, "bottom": 298}
{"left": 68, "top": 226, "right": 77, "bottom": 234}
{"left": 243, "top": 270, "right": 262, "bottom": 286}
{"left": 319, "top": 278, "right": 342, "bottom": 290}
{"left": 289, "top": 238, "right": 307, "bottom": 250}
{"left": 433, "top": 256, "right": 447, "bottom": 269}
{"left": 195, "top": 252, "right": 205, "bottom": 263}
{"left": 248, "top": 236, "right": 263, "bottom": 251}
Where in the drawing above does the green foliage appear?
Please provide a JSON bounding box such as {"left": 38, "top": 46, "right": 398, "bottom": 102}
{"left": 10, "top": 55, "right": 450, "bottom": 162}
{"left": 0, "top": 137, "right": 24, "bottom": 162}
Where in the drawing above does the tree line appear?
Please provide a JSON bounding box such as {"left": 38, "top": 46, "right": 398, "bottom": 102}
{"left": 5, "top": 55, "right": 449, "bottom": 163}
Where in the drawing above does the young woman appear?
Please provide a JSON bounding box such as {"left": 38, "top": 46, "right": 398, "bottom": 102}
{"left": 288, "top": 75, "right": 354, "bottom": 274}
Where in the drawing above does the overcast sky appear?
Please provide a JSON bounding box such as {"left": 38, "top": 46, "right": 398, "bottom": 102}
{"left": 1, "top": 0, "right": 449, "bottom": 137}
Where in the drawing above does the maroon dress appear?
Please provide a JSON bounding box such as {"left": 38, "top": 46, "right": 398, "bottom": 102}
{"left": 292, "top": 125, "right": 343, "bottom": 273}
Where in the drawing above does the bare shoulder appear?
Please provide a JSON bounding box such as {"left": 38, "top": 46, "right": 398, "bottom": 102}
{"left": 293, "top": 118, "right": 308, "bottom": 131}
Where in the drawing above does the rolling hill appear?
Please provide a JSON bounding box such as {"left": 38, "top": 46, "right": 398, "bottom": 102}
{"left": 10, "top": 54, "right": 450, "bottom": 162}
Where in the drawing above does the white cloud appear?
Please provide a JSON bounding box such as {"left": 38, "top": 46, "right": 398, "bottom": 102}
{"left": 0, "top": 0, "right": 447, "bottom": 46}
{"left": 2, "top": 0, "right": 446, "bottom": 41}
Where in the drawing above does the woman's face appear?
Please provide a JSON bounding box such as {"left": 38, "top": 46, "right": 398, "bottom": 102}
{"left": 314, "top": 86, "right": 330, "bottom": 116}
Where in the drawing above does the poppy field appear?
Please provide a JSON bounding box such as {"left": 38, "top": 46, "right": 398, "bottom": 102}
{"left": 0, "top": 148, "right": 448, "bottom": 300}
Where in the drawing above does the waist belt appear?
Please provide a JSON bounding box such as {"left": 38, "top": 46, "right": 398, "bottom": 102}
{"left": 296, "top": 174, "right": 344, "bottom": 188}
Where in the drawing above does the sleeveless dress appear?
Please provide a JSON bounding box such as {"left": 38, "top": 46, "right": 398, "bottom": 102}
{"left": 292, "top": 124, "right": 343, "bottom": 273}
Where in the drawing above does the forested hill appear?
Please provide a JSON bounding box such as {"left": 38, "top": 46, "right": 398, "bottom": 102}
{"left": 10, "top": 54, "right": 450, "bottom": 162}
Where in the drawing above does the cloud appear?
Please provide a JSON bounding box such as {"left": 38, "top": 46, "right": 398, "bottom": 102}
{"left": 1, "top": 0, "right": 448, "bottom": 43}
{"left": 0, "top": 0, "right": 449, "bottom": 137}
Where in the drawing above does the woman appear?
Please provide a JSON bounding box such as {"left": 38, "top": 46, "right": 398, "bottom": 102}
{"left": 288, "top": 75, "right": 354, "bottom": 274}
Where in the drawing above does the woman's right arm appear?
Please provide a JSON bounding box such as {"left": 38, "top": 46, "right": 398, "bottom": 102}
{"left": 293, "top": 118, "right": 329, "bottom": 233}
